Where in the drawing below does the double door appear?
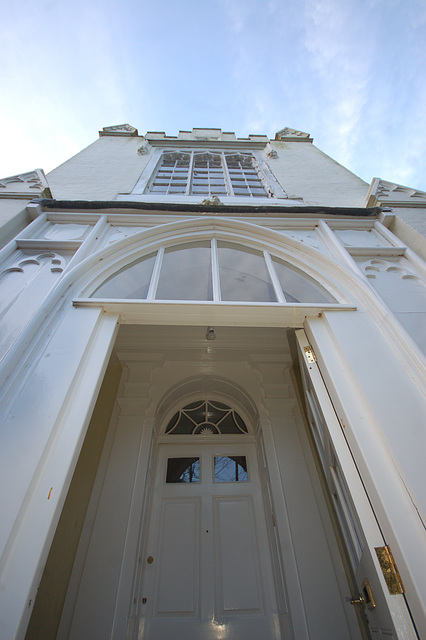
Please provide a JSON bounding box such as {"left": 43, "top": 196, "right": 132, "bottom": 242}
{"left": 137, "top": 442, "right": 281, "bottom": 640}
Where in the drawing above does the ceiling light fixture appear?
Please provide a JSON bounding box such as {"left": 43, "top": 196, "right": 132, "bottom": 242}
{"left": 206, "top": 326, "right": 216, "bottom": 340}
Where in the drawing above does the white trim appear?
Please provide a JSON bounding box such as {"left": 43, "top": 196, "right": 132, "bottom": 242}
{"left": 211, "top": 238, "right": 221, "bottom": 301}
{"left": 264, "top": 250, "right": 286, "bottom": 303}
{"left": 131, "top": 147, "right": 163, "bottom": 194}
{"left": 146, "top": 247, "right": 163, "bottom": 300}
{"left": 295, "top": 329, "right": 419, "bottom": 640}
{"left": 73, "top": 299, "right": 356, "bottom": 327}
{"left": 302, "top": 319, "right": 426, "bottom": 638}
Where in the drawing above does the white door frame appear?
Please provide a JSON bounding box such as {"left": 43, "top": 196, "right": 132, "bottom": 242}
{"left": 15, "top": 308, "right": 424, "bottom": 640}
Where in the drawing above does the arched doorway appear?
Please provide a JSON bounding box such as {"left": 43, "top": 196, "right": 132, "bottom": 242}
{"left": 48, "top": 325, "right": 364, "bottom": 640}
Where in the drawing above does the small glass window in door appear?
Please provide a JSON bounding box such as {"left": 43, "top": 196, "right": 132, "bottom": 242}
{"left": 214, "top": 456, "right": 248, "bottom": 482}
{"left": 166, "top": 457, "right": 200, "bottom": 483}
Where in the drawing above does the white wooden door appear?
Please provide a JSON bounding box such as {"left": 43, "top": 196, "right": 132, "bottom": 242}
{"left": 296, "top": 330, "right": 418, "bottom": 640}
{"left": 136, "top": 442, "right": 282, "bottom": 640}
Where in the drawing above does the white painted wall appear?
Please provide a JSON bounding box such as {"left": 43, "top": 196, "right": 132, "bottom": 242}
{"left": 268, "top": 141, "right": 369, "bottom": 206}
{"left": 46, "top": 135, "right": 370, "bottom": 207}
{"left": 47, "top": 136, "right": 152, "bottom": 201}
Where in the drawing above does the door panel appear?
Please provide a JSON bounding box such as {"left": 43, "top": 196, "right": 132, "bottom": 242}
{"left": 156, "top": 499, "right": 200, "bottom": 614}
{"left": 295, "top": 330, "right": 417, "bottom": 640}
{"left": 214, "top": 497, "right": 263, "bottom": 613}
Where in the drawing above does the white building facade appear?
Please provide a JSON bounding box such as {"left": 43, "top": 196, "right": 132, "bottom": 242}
{"left": 0, "top": 125, "right": 425, "bottom": 640}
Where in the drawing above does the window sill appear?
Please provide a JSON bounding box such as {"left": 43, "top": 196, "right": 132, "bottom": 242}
{"left": 114, "top": 194, "right": 304, "bottom": 206}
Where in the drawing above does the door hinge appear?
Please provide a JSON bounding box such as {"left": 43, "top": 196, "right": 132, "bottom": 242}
{"left": 375, "top": 545, "right": 405, "bottom": 595}
{"left": 304, "top": 345, "right": 317, "bottom": 364}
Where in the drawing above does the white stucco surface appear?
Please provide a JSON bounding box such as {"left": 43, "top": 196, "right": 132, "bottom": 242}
{"left": 269, "top": 141, "right": 369, "bottom": 206}
{"left": 47, "top": 136, "right": 152, "bottom": 201}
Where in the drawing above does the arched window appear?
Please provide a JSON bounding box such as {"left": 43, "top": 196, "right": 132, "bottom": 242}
{"left": 165, "top": 400, "right": 248, "bottom": 435}
{"left": 91, "top": 240, "right": 335, "bottom": 304}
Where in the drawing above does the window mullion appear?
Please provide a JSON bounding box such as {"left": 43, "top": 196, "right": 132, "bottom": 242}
{"left": 147, "top": 247, "right": 164, "bottom": 300}
{"left": 187, "top": 151, "right": 195, "bottom": 195}
{"left": 264, "top": 251, "right": 286, "bottom": 302}
{"left": 165, "top": 158, "right": 175, "bottom": 195}
{"left": 211, "top": 238, "right": 221, "bottom": 301}
{"left": 222, "top": 153, "right": 233, "bottom": 196}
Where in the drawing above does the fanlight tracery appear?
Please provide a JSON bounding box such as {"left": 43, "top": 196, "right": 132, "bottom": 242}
{"left": 165, "top": 400, "right": 248, "bottom": 435}
{"left": 91, "top": 239, "right": 335, "bottom": 304}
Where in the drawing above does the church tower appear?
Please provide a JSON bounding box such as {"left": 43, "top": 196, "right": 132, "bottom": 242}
{"left": 0, "top": 125, "right": 425, "bottom": 640}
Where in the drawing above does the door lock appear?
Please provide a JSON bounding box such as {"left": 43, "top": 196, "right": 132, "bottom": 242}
{"left": 147, "top": 556, "right": 154, "bottom": 564}
{"left": 350, "top": 579, "right": 376, "bottom": 610}
{"left": 350, "top": 595, "right": 366, "bottom": 607}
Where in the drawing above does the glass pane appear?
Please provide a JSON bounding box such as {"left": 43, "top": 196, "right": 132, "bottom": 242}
{"left": 214, "top": 456, "right": 248, "bottom": 482}
{"left": 92, "top": 252, "right": 156, "bottom": 299}
{"left": 165, "top": 401, "right": 248, "bottom": 435}
{"left": 272, "top": 257, "right": 335, "bottom": 303}
{"left": 166, "top": 458, "right": 200, "bottom": 483}
{"left": 218, "top": 242, "right": 276, "bottom": 302}
{"left": 155, "top": 242, "right": 213, "bottom": 301}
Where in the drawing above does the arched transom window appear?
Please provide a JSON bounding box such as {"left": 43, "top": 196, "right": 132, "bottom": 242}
{"left": 165, "top": 400, "right": 248, "bottom": 435}
{"left": 92, "top": 240, "right": 335, "bottom": 303}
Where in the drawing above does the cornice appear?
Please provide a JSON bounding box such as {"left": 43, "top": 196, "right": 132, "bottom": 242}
{"left": 32, "top": 198, "right": 381, "bottom": 218}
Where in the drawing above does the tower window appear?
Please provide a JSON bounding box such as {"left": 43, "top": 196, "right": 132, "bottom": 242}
{"left": 146, "top": 150, "right": 270, "bottom": 197}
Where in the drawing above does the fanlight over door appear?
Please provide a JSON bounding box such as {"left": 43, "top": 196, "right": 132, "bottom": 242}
{"left": 91, "top": 240, "right": 335, "bottom": 304}
{"left": 165, "top": 400, "right": 248, "bottom": 435}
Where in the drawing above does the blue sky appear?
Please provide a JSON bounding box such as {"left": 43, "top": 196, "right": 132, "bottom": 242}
{"left": 1, "top": 0, "right": 426, "bottom": 190}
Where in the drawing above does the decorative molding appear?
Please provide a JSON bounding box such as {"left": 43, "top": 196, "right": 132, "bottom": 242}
{"left": 0, "top": 253, "right": 66, "bottom": 288}
{"left": 275, "top": 128, "right": 313, "bottom": 142}
{"left": 200, "top": 196, "right": 222, "bottom": 206}
{"left": 361, "top": 258, "right": 424, "bottom": 285}
{"left": 366, "top": 178, "right": 426, "bottom": 208}
{"left": 0, "top": 169, "right": 52, "bottom": 199}
{"left": 265, "top": 144, "right": 278, "bottom": 159}
{"left": 137, "top": 141, "right": 151, "bottom": 155}
{"left": 99, "top": 124, "right": 139, "bottom": 137}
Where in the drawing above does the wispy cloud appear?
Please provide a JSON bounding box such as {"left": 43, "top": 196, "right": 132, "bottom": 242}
{"left": 1, "top": 0, "right": 425, "bottom": 189}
